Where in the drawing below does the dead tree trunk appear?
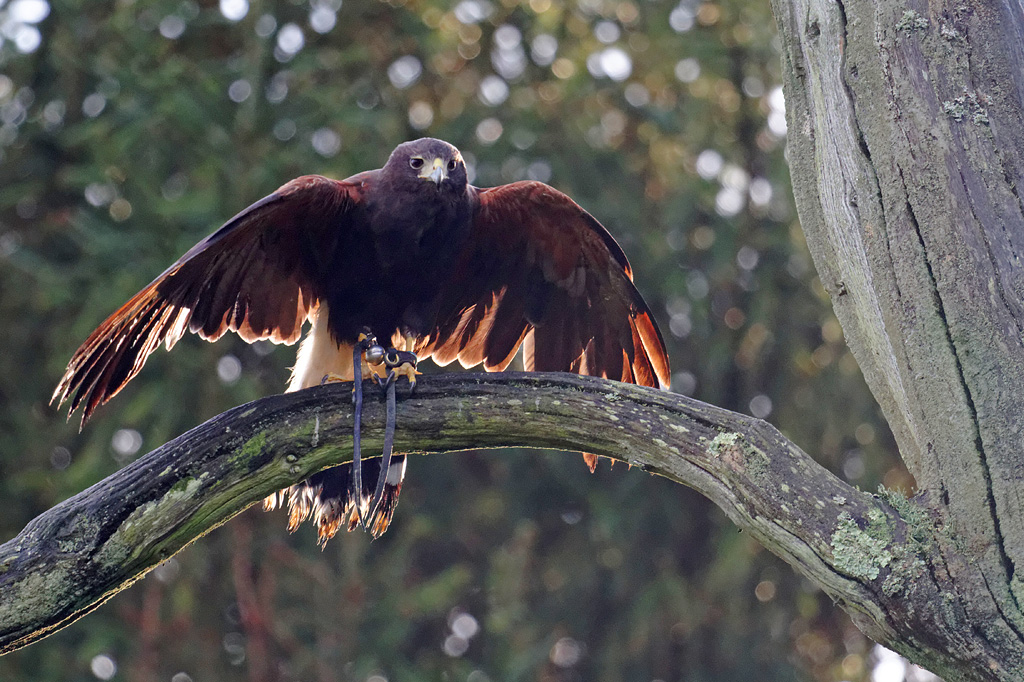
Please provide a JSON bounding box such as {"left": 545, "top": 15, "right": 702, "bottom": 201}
{"left": 772, "top": 0, "right": 1024, "bottom": 677}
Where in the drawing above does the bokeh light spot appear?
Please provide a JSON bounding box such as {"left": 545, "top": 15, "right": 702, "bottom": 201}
{"left": 675, "top": 57, "right": 700, "bottom": 83}
{"left": 276, "top": 23, "right": 305, "bottom": 57}
{"left": 12, "top": 24, "right": 42, "bottom": 52}
{"left": 755, "top": 580, "right": 776, "bottom": 601}
{"left": 90, "top": 654, "right": 117, "bottom": 680}
{"left": 217, "top": 354, "right": 242, "bottom": 384}
{"left": 82, "top": 93, "right": 106, "bottom": 118}
{"left": 309, "top": 2, "right": 337, "bottom": 34}
{"left": 493, "top": 24, "right": 521, "bottom": 49}
{"left": 9, "top": 0, "right": 50, "bottom": 23}
{"left": 50, "top": 446, "right": 71, "bottom": 470}
{"left": 255, "top": 14, "right": 276, "bottom": 37}
{"left": 551, "top": 57, "right": 575, "bottom": 79}
{"left": 451, "top": 612, "right": 480, "bottom": 639}
{"left": 669, "top": 5, "right": 695, "bottom": 32}
{"left": 109, "top": 198, "right": 132, "bottom": 222}
{"left": 550, "top": 637, "right": 583, "bottom": 667}
{"left": 749, "top": 177, "right": 773, "bottom": 206}
{"left": 478, "top": 75, "right": 509, "bottom": 106}
{"left": 219, "top": 0, "right": 248, "bottom": 21}
{"left": 599, "top": 47, "right": 631, "bottom": 81}
{"left": 454, "top": 0, "right": 493, "bottom": 25}
{"left": 273, "top": 118, "right": 297, "bottom": 141}
{"left": 594, "top": 21, "right": 620, "bottom": 44}
{"left": 408, "top": 101, "right": 433, "bottom": 130}
{"left": 695, "top": 149, "right": 723, "bottom": 180}
{"left": 475, "top": 118, "right": 502, "bottom": 144}
{"left": 388, "top": 55, "right": 423, "bottom": 89}
{"left": 443, "top": 634, "right": 469, "bottom": 657}
{"left": 624, "top": 82, "right": 649, "bottom": 107}
{"left": 85, "top": 182, "right": 114, "bottom": 207}
{"left": 531, "top": 34, "right": 557, "bottom": 65}
{"left": 311, "top": 127, "right": 341, "bottom": 157}
{"left": 159, "top": 15, "right": 186, "bottom": 39}
{"left": 228, "top": 79, "right": 252, "bottom": 103}
{"left": 112, "top": 428, "right": 143, "bottom": 458}
{"left": 749, "top": 394, "right": 772, "bottom": 418}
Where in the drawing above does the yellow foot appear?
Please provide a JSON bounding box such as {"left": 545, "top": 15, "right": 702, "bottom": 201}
{"left": 400, "top": 336, "right": 420, "bottom": 389}
{"left": 393, "top": 362, "right": 419, "bottom": 389}
{"left": 320, "top": 372, "right": 349, "bottom": 385}
{"left": 382, "top": 344, "right": 419, "bottom": 389}
{"left": 363, "top": 362, "right": 388, "bottom": 381}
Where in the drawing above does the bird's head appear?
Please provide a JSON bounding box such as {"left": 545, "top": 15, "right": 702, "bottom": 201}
{"left": 385, "top": 138, "right": 467, "bottom": 193}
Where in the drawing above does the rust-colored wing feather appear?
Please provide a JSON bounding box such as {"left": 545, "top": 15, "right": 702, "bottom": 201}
{"left": 421, "top": 181, "right": 670, "bottom": 390}
{"left": 52, "top": 175, "right": 366, "bottom": 423}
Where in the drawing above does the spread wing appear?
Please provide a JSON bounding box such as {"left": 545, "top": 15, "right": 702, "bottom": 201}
{"left": 420, "top": 181, "right": 670, "bottom": 389}
{"left": 52, "top": 174, "right": 368, "bottom": 423}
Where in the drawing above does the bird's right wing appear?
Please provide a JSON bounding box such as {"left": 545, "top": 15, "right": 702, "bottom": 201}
{"left": 53, "top": 174, "right": 370, "bottom": 424}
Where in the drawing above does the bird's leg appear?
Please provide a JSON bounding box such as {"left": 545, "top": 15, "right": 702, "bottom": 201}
{"left": 319, "top": 333, "right": 385, "bottom": 386}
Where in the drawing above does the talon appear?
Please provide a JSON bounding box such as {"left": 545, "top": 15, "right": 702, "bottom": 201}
{"left": 394, "top": 362, "right": 418, "bottom": 389}
{"left": 373, "top": 366, "right": 394, "bottom": 388}
{"left": 321, "top": 372, "right": 349, "bottom": 385}
{"left": 398, "top": 335, "right": 419, "bottom": 392}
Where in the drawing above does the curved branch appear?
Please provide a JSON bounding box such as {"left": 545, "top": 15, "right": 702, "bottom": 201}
{"left": 0, "top": 373, "right": 968, "bottom": 677}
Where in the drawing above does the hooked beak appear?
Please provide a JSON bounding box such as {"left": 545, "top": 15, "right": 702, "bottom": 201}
{"left": 419, "top": 157, "right": 447, "bottom": 186}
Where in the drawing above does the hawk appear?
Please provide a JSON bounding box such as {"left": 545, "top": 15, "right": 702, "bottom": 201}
{"left": 53, "top": 138, "right": 670, "bottom": 544}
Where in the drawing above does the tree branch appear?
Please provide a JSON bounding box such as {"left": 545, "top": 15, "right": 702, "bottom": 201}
{"left": 1, "top": 372, "right": 965, "bottom": 670}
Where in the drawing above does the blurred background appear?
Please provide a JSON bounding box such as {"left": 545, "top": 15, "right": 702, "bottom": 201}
{"left": 0, "top": 0, "right": 932, "bottom": 680}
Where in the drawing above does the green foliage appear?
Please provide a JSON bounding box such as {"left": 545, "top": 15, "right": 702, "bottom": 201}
{"left": 0, "top": 0, "right": 903, "bottom": 680}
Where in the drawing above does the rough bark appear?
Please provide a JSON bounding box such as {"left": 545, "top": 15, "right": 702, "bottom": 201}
{"left": 0, "top": 372, "right": 940, "bottom": 670}
{"left": 772, "top": 0, "right": 1024, "bottom": 678}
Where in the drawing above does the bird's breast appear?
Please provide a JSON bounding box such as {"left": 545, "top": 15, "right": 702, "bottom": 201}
{"left": 369, "top": 196, "right": 469, "bottom": 272}
{"left": 324, "top": 189, "right": 472, "bottom": 339}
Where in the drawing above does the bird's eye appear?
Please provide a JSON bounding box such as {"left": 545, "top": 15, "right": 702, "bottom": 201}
{"left": 409, "top": 157, "right": 424, "bottom": 169}
{"left": 447, "top": 159, "right": 457, "bottom": 171}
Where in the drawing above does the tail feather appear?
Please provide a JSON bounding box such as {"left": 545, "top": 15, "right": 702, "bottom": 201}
{"left": 264, "top": 455, "right": 407, "bottom": 545}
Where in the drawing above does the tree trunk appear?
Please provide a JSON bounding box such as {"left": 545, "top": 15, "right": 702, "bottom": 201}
{"left": 771, "top": 0, "right": 1024, "bottom": 676}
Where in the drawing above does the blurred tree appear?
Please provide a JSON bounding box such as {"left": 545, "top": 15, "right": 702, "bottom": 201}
{"left": 0, "top": 0, "right": 916, "bottom": 681}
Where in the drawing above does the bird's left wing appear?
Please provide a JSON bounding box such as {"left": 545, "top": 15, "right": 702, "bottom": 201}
{"left": 53, "top": 174, "right": 368, "bottom": 423}
{"left": 420, "top": 181, "right": 670, "bottom": 389}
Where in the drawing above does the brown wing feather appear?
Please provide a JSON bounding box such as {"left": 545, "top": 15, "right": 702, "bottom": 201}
{"left": 53, "top": 174, "right": 366, "bottom": 423}
{"left": 423, "top": 181, "right": 670, "bottom": 389}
